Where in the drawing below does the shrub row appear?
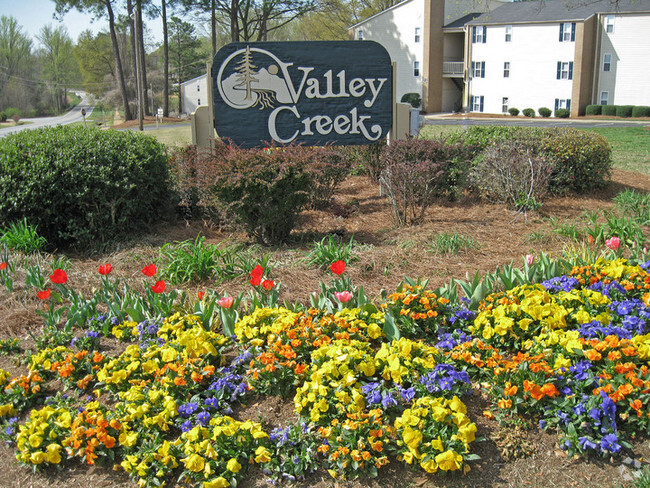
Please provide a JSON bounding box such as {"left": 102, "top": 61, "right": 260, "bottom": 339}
{"left": 0, "top": 126, "right": 170, "bottom": 249}
{"left": 585, "top": 104, "right": 650, "bottom": 117}
{"left": 509, "top": 107, "right": 569, "bottom": 118}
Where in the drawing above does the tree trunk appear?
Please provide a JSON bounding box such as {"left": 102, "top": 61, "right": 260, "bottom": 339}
{"left": 162, "top": 0, "right": 169, "bottom": 117}
{"left": 211, "top": 0, "right": 217, "bottom": 58}
{"left": 106, "top": 0, "right": 132, "bottom": 120}
{"left": 137, "top": 2, "right": 149, "bottom": 115}
{"left": 134, "top": 0, "right": 145, "bottom": 128}
{"left": 127, "top": 0, "right": 137, "bottom": 89}
{"left": 230, "top": 0, "right": 239, "bottom": 41}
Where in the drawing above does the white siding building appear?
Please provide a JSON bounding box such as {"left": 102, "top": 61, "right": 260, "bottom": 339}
{"left": 181, "top": 74, "right": 208, "bottom": 115}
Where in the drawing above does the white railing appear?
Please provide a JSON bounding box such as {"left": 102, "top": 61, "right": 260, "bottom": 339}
{"left": 443, "top": 61, "right": 464, "bottom": 76}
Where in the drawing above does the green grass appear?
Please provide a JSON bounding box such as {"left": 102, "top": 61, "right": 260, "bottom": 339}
{"left": 87, "top": 105, "right": 115, "bottom": 127}
{"left": 149, "top": 125, "right": 193, "bottom": 146}
{"left": 418, "top": 125, "right": 465, "bottom": 139}
{"left": 427, "top": 232, "right": 479, "bottom": 255}
{"left": 585, "top": 127, "right": 650, "bottom": 173}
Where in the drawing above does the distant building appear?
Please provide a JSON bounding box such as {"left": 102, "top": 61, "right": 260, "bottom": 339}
{"left": 181, "top": 74, "right": 208, "bottom": 115}
{"left": 351, "top": 0, "right": 650, "bottom": 115}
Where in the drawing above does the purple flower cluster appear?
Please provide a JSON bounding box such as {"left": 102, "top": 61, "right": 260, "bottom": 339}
{"left": 418, "top": 363, "right": 470, "bottom": 396}
{"left": 436, "top": 329, "right": 474, "bottom": 350}
{"left": 361, "top": 382, "right": 416, "bottom": 408}
{"left": 541, "top": 275, "right": 580, "bottom": 293}
{"left": 588, "top": 280, "right": 627, "bottom": 298}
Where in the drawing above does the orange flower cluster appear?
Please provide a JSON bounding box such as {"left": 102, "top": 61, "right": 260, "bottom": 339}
{"left": 64, "top": 405, "right": 121, "bottom": 465}
{"left": 49, "top": 350, "right": 105, "bottom": 389}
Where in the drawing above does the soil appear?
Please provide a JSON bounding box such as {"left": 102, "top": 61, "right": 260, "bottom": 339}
{"left": 1, "top": 170, "right": 649, "bottom": 487}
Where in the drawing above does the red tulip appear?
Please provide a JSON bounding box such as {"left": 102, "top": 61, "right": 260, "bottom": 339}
{"left": 98, "top": 263, "right": 113, "bottom": 275}
{"left": 217, "top": 296, "right": 234, "bottom": 308}
{"left": 330, "top": 260, "right": 346, "bottom": 275}
{"left": 588, "top": 235, "right": 595, "bottom": 245}
{"left": 0, "top": 261, "right": 7, "bottom": 270}
{"left": 50, "top": 269, "right": 67, "bottom": 284}
{"left": 262, "top": 279, "right": 275, "bottom": 291}
{"left": 142, "top": 263, "right": 157, "bottom": 277}
{"left": 605, "top": 236, "right": 621, "bottom": 250}
{"left": 198, "top": 291, "right": 205, "bottom": 300}
{"left": 334, "top": 291, "right": 353, "bottom": 303}
{"left": 250, "top": 265, "right": 264, "bottom": 286}
{"left": 151, "top": 280, "right": 166, "bottom": 293}
{"left": 37, "top": 289, "right": 51, "bottom": 300}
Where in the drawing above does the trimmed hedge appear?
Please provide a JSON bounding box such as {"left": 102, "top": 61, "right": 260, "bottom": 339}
{"left": 632, "top": 106, "right": 650, "bottom": 117}
{"left": 522, "top": 108, "right": 535, "bottom": 117}
{"left": 0, "top": 126, "right": 170, "bottom": 249}
{"left": 555, "top": 108, "right": 570, "bottom": 118}
{"left": 616, "top": 105, "right": 634, "bottom": 118}
{"left": 585, "top": 105, "right": 602, "bottom": 116}
{"left": 508, "top": 108, "right": 520, "bottom": 116}
{"left": 538, "top": 107, "right": 552, "bottom": 117}
{"left": 400, "top": 92, "right": 422, "bottom": 108}
{"left": 602, "top": 105, "right": 617, "bottom": 116}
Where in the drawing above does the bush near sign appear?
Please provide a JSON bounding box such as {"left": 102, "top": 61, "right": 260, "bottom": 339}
{"left": 212, "top": 41, "right": 393, "bottom": 148}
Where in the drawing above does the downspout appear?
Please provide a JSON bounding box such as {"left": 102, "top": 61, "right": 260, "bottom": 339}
{"left": 463, "top": 24, "right": 470, "bottom": 112}
{"left": 591, "top": 13, "right": 602, "bottom": 105}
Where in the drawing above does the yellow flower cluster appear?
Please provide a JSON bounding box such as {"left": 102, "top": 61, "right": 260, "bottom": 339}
{"left": 15, "top": 405, "right": 69, "bottom": 465}
{"left": 374, "top": 338, "right": 438, "bottom": 384}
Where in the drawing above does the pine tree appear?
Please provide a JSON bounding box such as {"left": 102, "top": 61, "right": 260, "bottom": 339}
{"left": 234, "top": 46, "right": 258, "bottom": 101}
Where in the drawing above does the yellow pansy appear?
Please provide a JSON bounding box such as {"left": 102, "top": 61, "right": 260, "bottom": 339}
{"left": 226, "top": 458, "right": 242, "bottom": 472}
{"left": 203, "top": 478, "right": 230, "bottom": 488}
{"left": 183, "top": 453, "right": 205, "bottom": 472}
{"left": 435, "top": 450, "right": 463, "bottom": 471}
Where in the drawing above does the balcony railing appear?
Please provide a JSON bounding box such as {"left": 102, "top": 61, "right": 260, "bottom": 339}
{"left": 443, "top": 61, "right": 464, "bottom": 77}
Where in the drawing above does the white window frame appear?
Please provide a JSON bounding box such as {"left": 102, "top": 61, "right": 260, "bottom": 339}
{"left": 505, "top": 25, "right": 512, "bottom": 42}
{"left": 503, "top": 61, "right": 510, "bottom": 78}
{"left": 357, "top": 29, "right": 364, "bottom": 40}
{"left": 502, "top": 97, "right": 509, "bottom": 113}
{"left": 558, "top": 99, "right": 568, "bottom": 109}
{"left": 414, "top": 61, "right": 420, "bottom": 77}
{"left": 414, "top": 27, "right": 421, "bottom": 43}
{"left": 603, "top": 53, "right": 611, "bottom": 72}
{"left": 473, "top": 26, "right": 485, "bottom": 43}
{"left": 472, "top": 61, "right": 484, "bottom": 78}
{"left": 472, "top": 95, "right": 484, "bottom": 112}
{"left": 560, "top": 62, "right": 570, "bottom": 79}
{"left": 605, "top": 15, "right": 614, "bottom": 33}
{"left": 600, "top": 91, "right": 609, "bottom": 105}
{"left": 562, "top": 23, "right": 572, "bottom": 41}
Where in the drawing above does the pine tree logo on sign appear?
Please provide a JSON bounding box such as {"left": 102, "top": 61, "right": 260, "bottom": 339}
{"left": 212, "top": 41, "right": 393, "bottom": 148}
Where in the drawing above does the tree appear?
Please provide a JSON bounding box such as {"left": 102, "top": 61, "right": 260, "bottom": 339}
{"left": 74, "top": 30, "right": 116, "bottom": 96}
{"left": 37, "top": 25, "right": 77, "bottom": 114}
{"left": 0, "top": 16, "right": 33, "bottom": 109}
{"left": 54, "top": 0, "right": 133, "bottom": 120}
{"left": 168, "top": 16, "right": 204, "bottom": 114}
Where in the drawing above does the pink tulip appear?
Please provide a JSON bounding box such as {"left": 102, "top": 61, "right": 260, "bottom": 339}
{"left": 218, "top": 296, "right": 234, "bottom": 308}
{"left": 334, "top": 291, "right": 353, "bottom": 303}
{"left": 526, "top": 254, "right": 535, "bottom": 266}
{"left": 605, "top": 236, "right": 621, "bottom": 250}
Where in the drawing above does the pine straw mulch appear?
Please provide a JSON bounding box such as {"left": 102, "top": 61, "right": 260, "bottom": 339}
{"left": 1, "top": 169, "right": 650, "bottom": 487}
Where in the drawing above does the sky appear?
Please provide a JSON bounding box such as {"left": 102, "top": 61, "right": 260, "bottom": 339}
{"left": 0, "top": 0, "right": 165, "bottom": 48}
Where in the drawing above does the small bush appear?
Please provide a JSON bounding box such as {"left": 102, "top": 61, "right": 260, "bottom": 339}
{"left": 602, "top": 105, "right": 617, "bottom": 116}
{"left": 469, "top": 141, "right": 552, "bottom": 209}
{"left": 585, "top": 105, "right": 602, "bottom": 116}
{"left": 508, "top": 108, "right": 520, "bottom": 116}
{"left": 2, "top": 107, "right": 21, "bottom": 119}
{"left": 632, "top": 106, "right": 650, "bottom": 117}
{"left": 0, "top": 126, "right": 170, "bottom": 249}
{"left": 538, "top": 107, "right": 552, "bottom": 117}
{"left": 379, "top": 138, "right": 476, "bottom": 225}
{"left": 522, "top": 108, "right": 535, "bottom": 117}
{"left": 0, "top": 112, "right": 6, "bottom": 122}
{"left": 342, "top": 141, "right": 385, "bottom": 183}
{"left": 555, "top": 108, "right": 570, "bottom": 118}
{"left": 0, "top": 219, "right": 47, "bottom": 254}
{"left": 305, "top": 235, "right": 359, "bottom": 268}
{"left": 400, "top": 92, "right": 422, "bottom": 108}
{"left": 447, "top": 126, "right": 542, "bottom": 151}
{"left": 616, "top": 105, "right": 634, "bottom": 118}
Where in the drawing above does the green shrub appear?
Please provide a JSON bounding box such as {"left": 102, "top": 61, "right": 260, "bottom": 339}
{"left": 522, "top": 108, "right": 535, "bottom": 117}
{"left": 508, "top": 108, "right": 520, "bottom": 116}
{"left": 602, "top": 105, "right": 617, "bottom": 116}
{"left": 378, "top": 138, "right": 476, "bottom": 224}
{"left": 538, "top": 107, "right": 552, "bottom": 117}
{"left": 447, "top": 126, "right": 542, "bottom": 151}
{"left": 0, "top": 112, "right": 6, "bottom": 122}
{"left": 182, "top": 143, "right": 347, "bottom": 244}
{"left": 0, "top": 126, "right": 170, "bottom": 249}
{"left": 0, "top": 219, "right": 47, "bottom": 254}
{"left": 341, "top": 142, "right": 385, "bottom": 183}
{"left": 555, "top": 108, "right": 570, "bottom": 118}
{"left": 2, "top": 107, "right": 21, "bottom": 119}
{"left": 400, "top": 92, "right": 422, "bottom": 108}
{"left": 616, "top": 105, "right": 634, "bottom": 118}
{"left": 305, "top": 235, "right": 359, "bottom": 268}
{"left": 585, "top": 105, "right": 602, "bottom": 116}
{"left": 631, "top": 106, "right": 650, "bottom": 117}
{"left": 540, "top": 128, "right": 612, "bottom": 193}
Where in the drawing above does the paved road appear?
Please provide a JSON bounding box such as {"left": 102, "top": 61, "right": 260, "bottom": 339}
{"left": 423, "top": 115, "right": 649, "bottom": 128}
{"left": 0, "top": 93, "right": 94, "bottom": 138}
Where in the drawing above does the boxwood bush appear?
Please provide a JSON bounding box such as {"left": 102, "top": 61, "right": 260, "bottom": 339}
{"left": 508, "top": 108, "right": 520, "bottom": 116}
{"left": 522, "top": 108, "right": 535, "bottom": 117}
{"left": 602, "top": 105, "right": 617, "bottom": 116}
{"left": 555, "top": 108, "right": 570, "bottom": 118}
{"left": 400, "top": 92, "right": 422, "bottom": 108}
{"left": 585, "top": 105, "right": 602, "bottom": 116}
{"left": 538, "top": 107, "right": 552, "bottom": 117}
{"left": 616, "top": 105, "right": 634, "bottom": 118}
{"left": 632, "top": 106, "right": 650, "bottom": 117}
{"left": 0, "top": 126, "right": 170, "bottom": 248}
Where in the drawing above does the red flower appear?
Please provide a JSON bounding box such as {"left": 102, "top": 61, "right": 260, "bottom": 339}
{"left": 198, "top": 291, "right": 206, "bottom": 300}
{"left": 218, "top": 296, "right": 234, "bottom": 308}
{"left": 142, "top": 263, "right": 157, "bottom": 277}
{"left": 50, "top": 269, "right": 68, "bottom": 284}
{"left": 151, "top": 280, "right": 166, "bottom": 293}
{"left": 330, "top": 260, "right": 346, "bottom": 275}
{"left": 0, "top": 261, "right": 6, "bottom": 270}
{"left": 250, "top": 265, "right": 264, "bottom": 286}
{"left": 37, "top": 289, "right": 51, "bottom": 300}
{"left": 98, "top": 263, "right": 113, "bottom": 275}
{"left": 262, "top": 279, "right": 275, "bottom": 291}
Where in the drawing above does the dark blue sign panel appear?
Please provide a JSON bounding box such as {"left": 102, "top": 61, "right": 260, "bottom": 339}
{"left": 212, "top": 41, "right": 392, "bottom": 148}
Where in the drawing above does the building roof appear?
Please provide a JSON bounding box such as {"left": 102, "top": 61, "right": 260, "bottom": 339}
{"left": 181, "top": 73, "right": 207, "bottom": 86}
{"left": 468, "top": 0, "right": 650, "bottom": 25}
{"left": 444, "top": 12, "right": 482, "bottom": 28}
{"left": 349, "top": 0, "right": 415, "bottom": 29}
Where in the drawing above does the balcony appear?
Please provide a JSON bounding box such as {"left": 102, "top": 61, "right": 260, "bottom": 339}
{"left": 443, "top": 61, "right": 464, "bottom": 77}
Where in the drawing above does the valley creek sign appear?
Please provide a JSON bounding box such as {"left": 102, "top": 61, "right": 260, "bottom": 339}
{"left": 212, "top": 41, "right": 393, "bottom": 148}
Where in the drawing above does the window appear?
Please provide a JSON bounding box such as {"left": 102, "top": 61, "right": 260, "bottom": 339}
{"left": 505, "top": 25, "right": 512, "bottom": 42}
{"left": 357, "top": 29, "right": 364, "bottom": 40}
{"left": 556, "top": 61, "right": 574, "bottom": 80}
{"left": 471, "top": 61, "right": 485, "bottom": 78}
{"left": 472, "top": 95, "right": 484, "bottom": 112}
{"left": 606, "top": 15, "right": 614, "bottom": 33}
{"left": 559, "top": 22, "right": 576, "bottom": 42}
{"left": 197, "top": 99, "right": 201, "bottom": 105}
{"left": 600, "top": 91, "right": 609, "bottom": 105}
{"left": 414, "top": 61, "right": 420, "bottom": 77}
{"left": 503, "top": 61, "right": 510, "bottom": 78}
{"left": 197, "top": 84, "right": 200, "bottom": 92}
{"left": 603, "top": 53, "right": 611, "bottom": 72}
{"left": 554, "top": 98, "right": 571, "bottom": 111}
{"left": 472, "top": 26, "right": 486, "bottom": 43}
{"left": 502, "top": 97, "right": 509, "bottom": 113}
{"left": 415, "top": 27, "right": 421, "bottom": 43}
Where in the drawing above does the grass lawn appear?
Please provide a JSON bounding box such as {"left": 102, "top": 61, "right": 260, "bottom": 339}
{"left": 150, "top": 124, "right": 193, "bottom": 146}
{"left": 585, "top": 126, "right": 650, "bottom": 173}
